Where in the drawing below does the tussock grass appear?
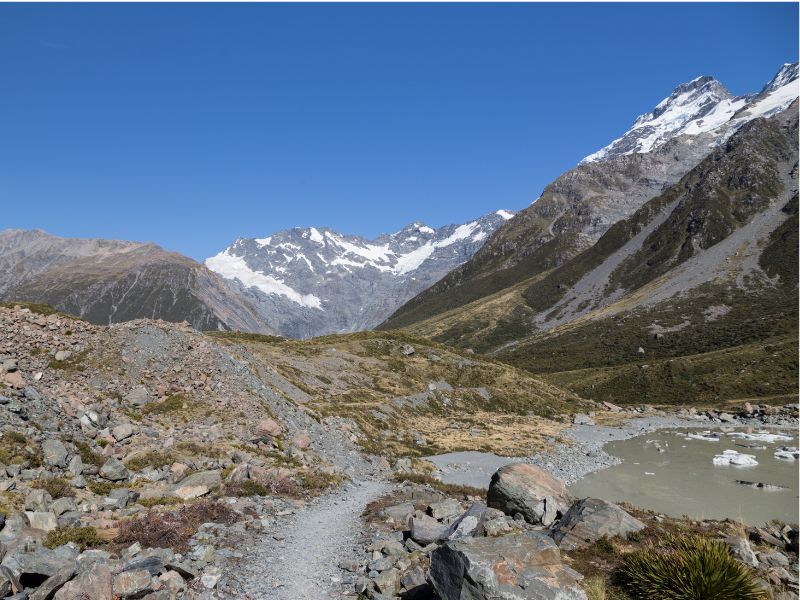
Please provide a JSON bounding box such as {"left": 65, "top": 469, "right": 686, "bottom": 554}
{"left": 621, "top": 534, "right": 765, "bottom": 600}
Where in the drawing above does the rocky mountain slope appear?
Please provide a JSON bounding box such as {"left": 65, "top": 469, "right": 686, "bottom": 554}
{"left": 206, "top": 211, "right": 513, "bottom": 338}
{"left": 393, "top": 102, "right": 799, "bottom": 406}
{"left": 380, "top": 63, "right": 799, "bottom": 331}
{"left": 0, "top": 229, "right": 270, "bottom": 333}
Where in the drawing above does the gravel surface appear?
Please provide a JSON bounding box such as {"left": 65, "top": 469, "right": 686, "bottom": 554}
{"left": 231, "top": 478, "right": 391, "bottom": 599}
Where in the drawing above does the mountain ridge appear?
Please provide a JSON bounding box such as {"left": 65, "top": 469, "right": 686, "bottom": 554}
{"left": 205, "top": 211, "right": 514, "bottom": 337}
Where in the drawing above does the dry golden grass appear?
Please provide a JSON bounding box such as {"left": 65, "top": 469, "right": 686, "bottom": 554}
{"left": 212, "top": 331, "right": 585, "bottom": 458}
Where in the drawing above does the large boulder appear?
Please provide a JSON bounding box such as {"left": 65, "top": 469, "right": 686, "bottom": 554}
{"left": 487, "top": 464, "right": 571, "bottom": 525}
{"left": 54, "top": 564, "right": 113, "bottom": 600}
{"left": 170, "top": 470, "right": 221, "bottom": 500}
{"left": 99, "top": 458, "right": 129, "bottom": 482}
{"left": 42, "top": 440, "right": 68, "bottom": 468}
{"left": 429, "top": 531, "right": 587, "bottom": 600}
{"left": 549, "top": 498, "right": 646, "bottom": 551}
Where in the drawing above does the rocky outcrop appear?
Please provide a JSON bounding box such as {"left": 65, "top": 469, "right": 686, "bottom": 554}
{"left": 549, "top": 498, "right": 645, "bottom": 551}
{"left": 429, "top": 531, "right": 587, "bottom": 600}
{"left": 487, "top": 463, "right": 571, "bottom": 525}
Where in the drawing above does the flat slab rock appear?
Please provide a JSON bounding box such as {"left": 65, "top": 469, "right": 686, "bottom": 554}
{"left": 429, "top": 531, "right": 587, "bottom": 600}
{"left": 550, "top": 498, "right": 645, "bottom": 551}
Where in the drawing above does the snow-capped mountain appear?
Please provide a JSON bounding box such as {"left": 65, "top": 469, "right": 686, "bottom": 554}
{"left": 206, "top": 211, "right": 514, "bottom": 337}
{"left": 583, "top": 62, "right": 799, "bottom": 163}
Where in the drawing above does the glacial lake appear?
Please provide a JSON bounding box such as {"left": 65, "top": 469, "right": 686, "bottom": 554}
{"left": 569, "top": 428, "right": 800, "bottom": 525}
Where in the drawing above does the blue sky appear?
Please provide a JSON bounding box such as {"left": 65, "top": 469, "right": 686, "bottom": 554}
{"left": 1, "top": 3, "right": 797, "bottom": 260}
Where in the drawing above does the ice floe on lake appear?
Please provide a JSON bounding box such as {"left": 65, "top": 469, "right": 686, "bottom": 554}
{"left": 713, "top": 449, "right": 759, "bottom": 467}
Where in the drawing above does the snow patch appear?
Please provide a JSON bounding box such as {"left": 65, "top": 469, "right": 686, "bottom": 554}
{"left": 496, "top": 209, "right": 514, "bottom": 220}
{"left": 205, "top": 250, "right": 323, "bottom": 310}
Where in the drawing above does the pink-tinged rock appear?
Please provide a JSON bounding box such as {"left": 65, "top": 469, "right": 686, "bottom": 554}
{"left": 168, "top": 463, "right": 189, "bottom": 484}
{"left": 292, "top": 431, "right": 311, "bottom": 450}
{"left": 113, "top": 569, "right": 155, "bottom": 598}
{"left": 3, "top": 371, "right": 25, "bottom": 388}
{"left": 487, "top": 463, "right": 572, "bottom": 525}
{"left": 255, "top": 418, "right": 283, "bottom": 437}
{"left": 54, "top": 564, "right": 113, "bottom": 600}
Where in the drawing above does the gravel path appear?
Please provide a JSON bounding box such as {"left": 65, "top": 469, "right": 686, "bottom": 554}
{"left": 234, "top": 479, "right": 391, "bottom": 599}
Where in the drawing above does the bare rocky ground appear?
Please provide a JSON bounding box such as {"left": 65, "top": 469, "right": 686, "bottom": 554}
{"left": 1, "top": 304, "right": 797, "bottom": 600}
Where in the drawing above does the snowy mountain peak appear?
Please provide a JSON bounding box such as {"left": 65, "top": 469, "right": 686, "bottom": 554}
{"left": 583, "top": 62, "right": 798, "bottom": 163}
{"left": 205, "top": 210, "right": 513, "bottom": 337}
{"left": 763, "top": 62, "right": 799, "bottom": 93}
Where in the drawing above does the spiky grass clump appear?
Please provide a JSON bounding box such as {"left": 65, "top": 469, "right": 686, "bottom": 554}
{"left": 621, "top": 534, "right": 765, "bottom": 600}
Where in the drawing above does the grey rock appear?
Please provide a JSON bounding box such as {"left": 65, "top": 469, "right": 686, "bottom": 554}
{"left": 487, "top": 463, "right": 571, "bottom": 525}
{"left": 113, "top": 568, "right": 154, "bottom": 598}
{"left": 725, "top": 536, "right": 759, "bottom": 568}
{"left": 66, "top": 456, "right": 83, "bottom": 477}
{"left": 1, "top": 546, "right": 76, "bottom": 582}
{"left": 50, "top": 497, "right": 78, "bottom": 517}
{"left": 99, "top": 457, "right": 129, "bottom": 482}
{"left": 25, "top": 489, "right": 53, "bottom": 512}
{"left": 429, "top": 531, "right": 587, "bottom": 600}
{"left": 53, "top": 563, "right": 112, "bottom": 600}
{"left": 29, "top": 565, "right": 76, "bottom": 600}
{"left": 381, "top": 502, "right": 415, "bottom": 527}
{"left": 125, "top": 386, "right": 151, "bottom": 407}
{"left": 550, "top": 498, "right": 645, "bottom": 551}
{"left": 428, "top": 498, "right": 462, "bottom": 520}
{"left": 42, "top": 440, "right": 68, "bottom": 469}
{"left": 170, "top": 470, "right": 221, "bottom": 500}
{"left": 411, "top": 514, "right": 450, "bottom": 545}
{"left": 112, "top": 424, "right": 136, "bottom": 442}
{"left": 26, "top": 511, "right": 59, "bottom": 532}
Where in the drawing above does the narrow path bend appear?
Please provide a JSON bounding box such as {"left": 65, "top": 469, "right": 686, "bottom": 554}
{"left": 236, "top": 479, "right": 391, "bottom": 599}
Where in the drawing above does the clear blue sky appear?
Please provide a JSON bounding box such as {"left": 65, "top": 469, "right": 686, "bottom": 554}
{"left": 1, "top": 3, "right": 797, "bottom": 259}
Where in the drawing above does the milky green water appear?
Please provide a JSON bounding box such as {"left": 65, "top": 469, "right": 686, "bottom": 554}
{"left": 569, "top": 428, "right": 799, "bottom": 525}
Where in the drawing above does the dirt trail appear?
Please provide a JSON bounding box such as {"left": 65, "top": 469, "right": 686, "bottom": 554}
{"left": 233, "top": 478, "right": 391, "bottom": 599}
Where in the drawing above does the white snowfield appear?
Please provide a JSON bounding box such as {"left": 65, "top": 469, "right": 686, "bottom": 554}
{"left": 205, "top": 250, "right": 324, "bottom": 310}
{"left": 206, "top": 212, "right": 513, "bottom": 309}
{"left": 583, "top": 63, "right": 799, "bottom": 163}
{"left": 713, "top": 450, "right": 759, "bottom": 467}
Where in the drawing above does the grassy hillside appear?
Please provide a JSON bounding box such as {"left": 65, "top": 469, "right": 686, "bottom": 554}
{"left": 543, "top": 335, "right": 797, "bottom": 406}
{"left": 208, "top": 330, "right": 588, "bottom": 458}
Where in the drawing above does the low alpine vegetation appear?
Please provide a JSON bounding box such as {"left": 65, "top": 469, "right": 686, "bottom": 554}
{"left": 621, "top": 534, "right": 765, "bottom": 600}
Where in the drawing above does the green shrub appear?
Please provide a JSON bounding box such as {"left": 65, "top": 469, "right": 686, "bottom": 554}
{"left": 621, "top": 534, "right": 765, "bottom": 600}
{"left": 31, "top": 477, "right": 74, "bottom": 499}
{"left": 224, "top": 479, "right": 269, "bottom": 497}
{"left": 87, "top": 481, "right": 124, "bottom": 496}
{"left": 74, "top": 441, "right": 106, "bottom": 468}
{"left": 0, "top": 432, "right": 42, "bottom": 467}
{"left": 138, "top": 496, "right": 182, "bottom": 508}
{"left": 124, "top": 451, "right": 176, "bottom": 471}
{"left": 44, "top": 526, "right": 103, "bottom": 550}
{"left": 139, "top": 394, "right": 188, "bottom": 417}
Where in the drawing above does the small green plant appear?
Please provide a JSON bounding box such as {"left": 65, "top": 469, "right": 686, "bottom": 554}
{"left": 87, "top": 481, "right": 124, "bottom": 496}
{"left": 584, "top": 576, "right": 608, "bottom": 600}
{"left": 621, "top": 534, "right": 765, "bottom": 600}
{"left": 139, "top": 394, "right": 188, "bottom": 417}
{"left": 224, "top": 479, "right": 269, "bottom": 497}
{"left": 48, "top": 350, "right": 88, "bottom": 372}
{"left": 124, "top": 451, "right": 177, "bottom": 471}
{"left": 74, "top": 440, "right": 106, "bottom": 468}
{"left": 392, "top": 472, "right": 485, "bottom": 498}
{"left": 297, "top": 471, "right": 343, "bottom": 492}
{"left": 138, "top": 496, "right": 183, "bottom": 508}
{"left": 31, "top": 477, "right": 74, "bottom": 499}
{"left": 0, "top": 432, "right": 42, "bottom": 467}
{"left": 44, "top": 526, "right": 103, "bottom": 550}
